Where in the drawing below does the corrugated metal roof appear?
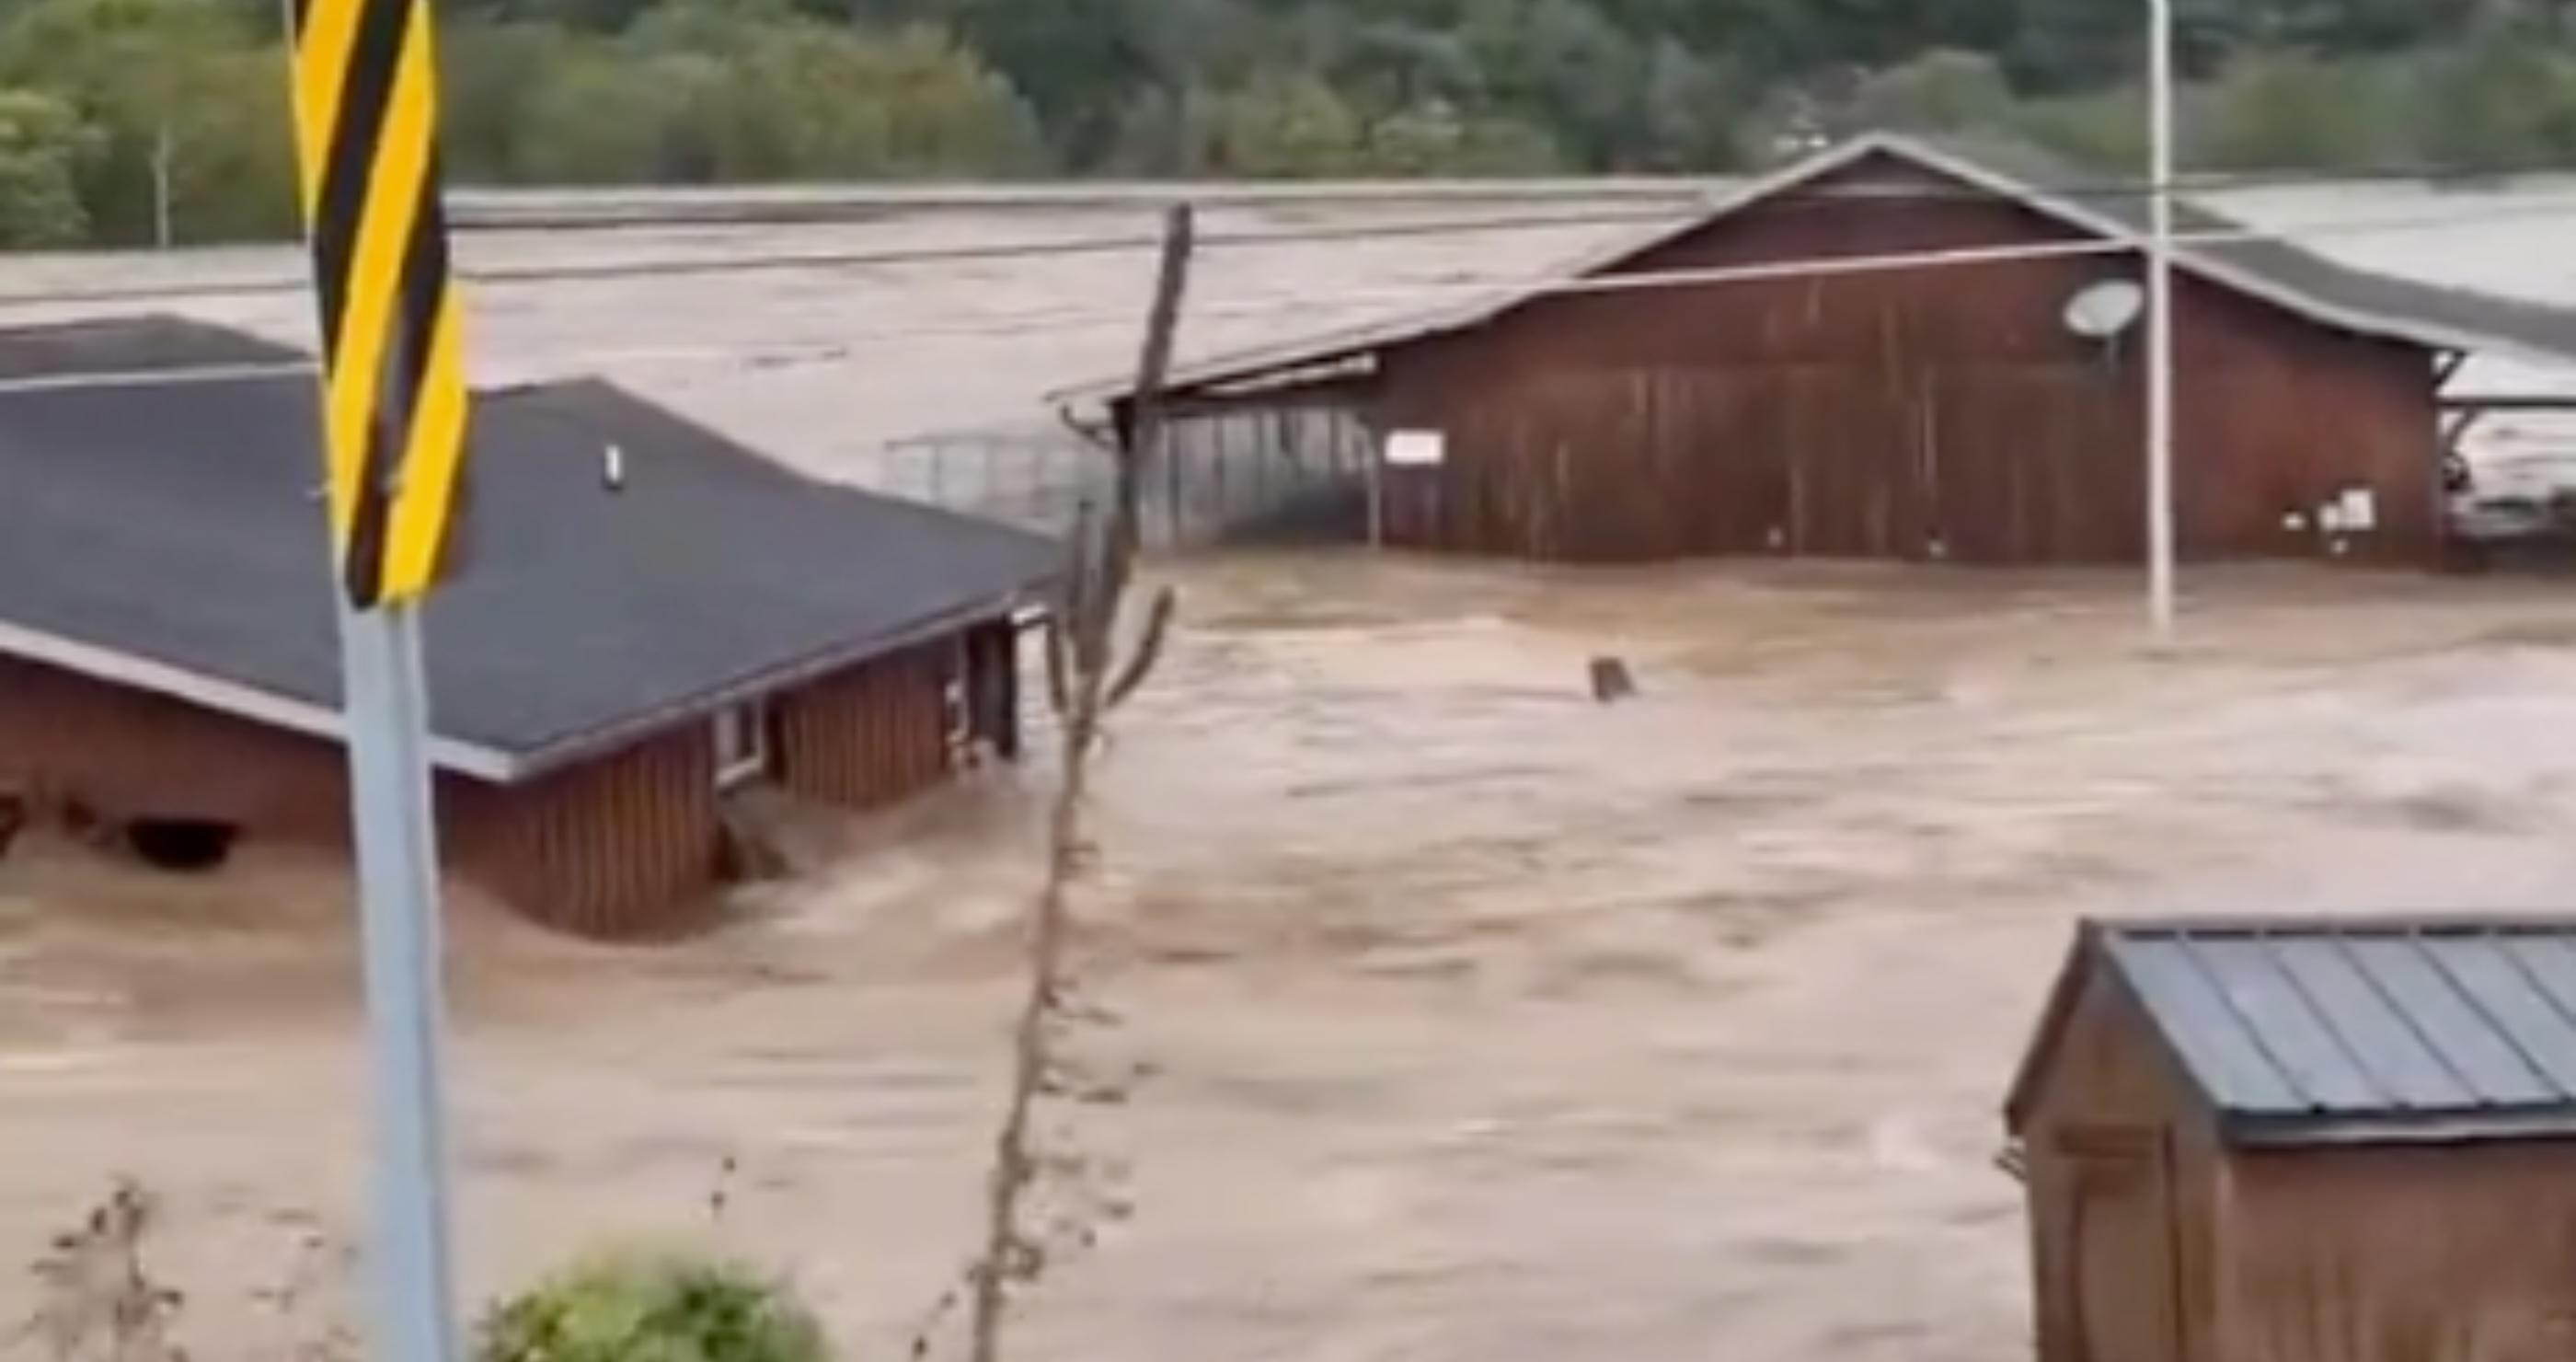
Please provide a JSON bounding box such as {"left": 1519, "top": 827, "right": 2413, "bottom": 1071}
{"left": 2087, "top": 918, "right": 2576, "bottom": 1145}
{"left": 1055, "top": 130, "right": 2576, "bottom": 410}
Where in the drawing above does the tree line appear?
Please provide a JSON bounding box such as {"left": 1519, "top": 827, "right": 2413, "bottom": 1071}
{"left": 2, "top": 0, "right": 2575, "bottom": 248}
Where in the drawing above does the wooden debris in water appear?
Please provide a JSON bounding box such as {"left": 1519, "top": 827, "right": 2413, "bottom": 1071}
{"left": 1590, "top": 655, "right": 1637, "bottom": 703}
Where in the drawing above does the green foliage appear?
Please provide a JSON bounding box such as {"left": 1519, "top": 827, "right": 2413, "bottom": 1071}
{"left": 2195, "top": 51, "right": 2410, "bottom": 172}
{"left": 0, "top": 0, "right": 2568, "bottom": 245}
{"left": 0, "top": 87, "right": 93, "bottom": 247}
{"left": 2407, "top": 27, "right": 2576, "bottom": 180}
{"left": 475, "top": 1245, "right": 834, "bottom": 1362}
{"left": 1848, "top": 49, "right": 2019, "bottom": 133}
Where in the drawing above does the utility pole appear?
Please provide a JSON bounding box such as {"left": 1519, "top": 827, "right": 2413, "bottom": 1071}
{"left": 2145, "top": 0, "right": 2179, "bottom": 640}
{"left": 280, "top": 0, "right": 476, "bottom": 1356}
{"left": 964, "top": 202, "right": 1194, "bottom": 1362}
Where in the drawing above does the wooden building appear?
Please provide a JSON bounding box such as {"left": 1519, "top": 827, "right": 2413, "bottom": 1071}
{"left": 0, "top": 317, "right": 1054, "bottom": 937}
{"left": 2004, "top": 915, "right": 2576, "bottom": 1362}
{"left": 1060, "top": 133, "right": 2576, "bottom": 567}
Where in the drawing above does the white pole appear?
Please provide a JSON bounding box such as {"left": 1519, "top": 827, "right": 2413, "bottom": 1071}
{"left": 2145, "top": 0, "right": 2178, "bottom": 638}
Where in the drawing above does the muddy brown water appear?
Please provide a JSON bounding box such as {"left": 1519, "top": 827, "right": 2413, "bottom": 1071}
{"left": 11, "top": 555, "right": 2576, "bottom": 1361}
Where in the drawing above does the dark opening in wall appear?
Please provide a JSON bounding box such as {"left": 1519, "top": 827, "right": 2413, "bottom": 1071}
{"left": 123, "top": 818, "right": 238, "bottom": 872}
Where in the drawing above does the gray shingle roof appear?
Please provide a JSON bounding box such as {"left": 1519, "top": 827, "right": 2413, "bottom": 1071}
{"left": 1059, "top": 130, "right": 2576, "bottom": 409}
{"left": 0, "top": 316, "right": 1059, "bottom": 779}
{"left": 2022, "top": 916, "right": 2576, "bottom": 1146}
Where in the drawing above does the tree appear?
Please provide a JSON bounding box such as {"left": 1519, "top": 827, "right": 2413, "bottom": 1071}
{"left": 439, "top": 21, "right": 587, "bottom": 181}
{"left": 1366, "top": 98, "right": 1562, "bottom": 174}
{"left": 0, "top": 0, "right": 2568, "bottom": 237}
{"left": 1847, "top": 49, "right": 2018, "bottom": 133}
{"left": 510, "top": 44, "right": 700, "bottom": 183}
{"left": 0, "top": 0, "right": 270, "bottom": 242}
{"left": 2409, "top": 21, "right": 2576, "bottom": 177}
{"left": 1631, "top": 38, "right": 1745, "bottom": 170}
{"left": 1201, "top": 70, "right": 1363, "bottom": 175}
{"left": 678, "top": 21, "right": 1045, "bottom": 179}
{"left": 2196, "top": 50, "right": 2405, "bottom": 171}
{"left": 0, "top": 87, "right": 91, "bottom": 247}
{"left": 1456, "top": 0, "right": 1648, "bottom": 167}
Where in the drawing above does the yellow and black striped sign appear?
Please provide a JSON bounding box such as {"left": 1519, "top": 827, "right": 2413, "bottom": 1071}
{"left": 286, "top": 0, "right": 468, "bottom": 609}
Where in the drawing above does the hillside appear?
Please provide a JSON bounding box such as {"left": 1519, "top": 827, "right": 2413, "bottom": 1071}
{"left": 2, "top": 0, "right": 2576, "bottom": 247}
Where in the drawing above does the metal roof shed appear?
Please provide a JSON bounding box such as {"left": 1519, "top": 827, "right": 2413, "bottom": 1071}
{"left": 2004, "top": 916, "right": 2576, "bottom": 1362}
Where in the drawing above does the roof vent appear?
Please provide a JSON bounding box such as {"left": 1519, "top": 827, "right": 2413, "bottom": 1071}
{"left": 602, "top": 443, "right": 625, "bottom": 491}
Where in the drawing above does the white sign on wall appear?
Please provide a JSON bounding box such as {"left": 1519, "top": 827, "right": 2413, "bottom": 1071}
{"left": 1385, "top": 430, "right": 1445, "bottom": 467}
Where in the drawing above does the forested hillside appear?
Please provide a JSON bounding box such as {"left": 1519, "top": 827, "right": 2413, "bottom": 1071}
{"left": 1, "top": 0, "right": 2574, "bottom": 248}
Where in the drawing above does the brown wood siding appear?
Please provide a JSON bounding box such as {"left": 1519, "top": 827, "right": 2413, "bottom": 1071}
{"left": 0, "top": 653, "right": 351, "bottom": 837}
{"left": 3, "top": 634, "right": 986, "bottom": 937}
{"left": 2018, "top": 968, "right": 2221, "bottom": 1362}
{"left": 771, "top": 641, "right": 959, "bottom": 810}
{"left": 440, "top": 729, "right": 718, "bottom": 938}
{"left": 0, "top": 652, "right": 722, "bottom": 936}
{"left": 1376, "top": 152, "right": 2442, "bottom": 567}
{"left": 2216, "top": 1143, "right": 2576, "bottom": 1362}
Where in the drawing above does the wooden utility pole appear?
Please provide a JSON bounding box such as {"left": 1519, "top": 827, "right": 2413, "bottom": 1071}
{"left": 966, "top": 202, "right": 1194, "bottom": 1362}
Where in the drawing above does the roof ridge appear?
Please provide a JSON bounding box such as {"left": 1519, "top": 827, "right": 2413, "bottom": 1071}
{"left": 2098, "top": 913, "right": 2576, "bottom": 939}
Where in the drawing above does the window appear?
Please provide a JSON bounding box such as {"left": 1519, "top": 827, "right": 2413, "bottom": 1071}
{"left": 712, "top": 704, "right": 770, "bottom": 789}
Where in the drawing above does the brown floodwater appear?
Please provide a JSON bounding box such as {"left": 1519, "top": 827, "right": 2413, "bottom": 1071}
{"left": 10, "top": 555, "right": 2576, "bottom": 1362}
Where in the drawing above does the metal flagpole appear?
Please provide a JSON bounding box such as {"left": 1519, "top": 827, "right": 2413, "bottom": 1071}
{"left": 280, "top": 0, "right": 477, "bottom": 1351}
{"left": 2145, "top": 0, "right": 2179, "bottom": 638}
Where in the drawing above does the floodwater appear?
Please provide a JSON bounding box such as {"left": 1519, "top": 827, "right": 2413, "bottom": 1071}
{"left": 12, "top": 556, "right": 2576, "bottom": 1361}
{"left": 12, "top": 174, "right": 2576, "bottom": 505}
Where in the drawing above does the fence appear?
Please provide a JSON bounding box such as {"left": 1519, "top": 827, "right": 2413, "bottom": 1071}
{"left": 882, "top": 406, "right": 1378, "bottom": 549}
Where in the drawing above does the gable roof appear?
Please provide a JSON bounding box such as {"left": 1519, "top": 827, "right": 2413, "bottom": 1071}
{"left": 0, "top": 317, "right": 1059, "bottom": 782}
{"left": 1052, "top": 130, "right": 2576, "bottom": 411}
{"left": 2007, "top": 915, "right": 2576, "bottom": 1148}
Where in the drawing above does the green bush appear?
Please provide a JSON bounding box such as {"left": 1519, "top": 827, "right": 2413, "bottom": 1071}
{"left": 475, "top": 1245, "right": 835, "bottom": 1362}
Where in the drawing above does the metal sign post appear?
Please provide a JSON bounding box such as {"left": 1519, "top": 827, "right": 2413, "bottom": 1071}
{"left": 333, "top": 598, "right": 461, "bottom": 1362}
{"left": 282, "top": 0, "right": 474, "bottom": 1353}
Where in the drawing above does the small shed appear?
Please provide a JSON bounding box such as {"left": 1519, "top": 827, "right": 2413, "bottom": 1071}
{"left": 2005, "top": 916, "right": 2576, "bottom": 1362}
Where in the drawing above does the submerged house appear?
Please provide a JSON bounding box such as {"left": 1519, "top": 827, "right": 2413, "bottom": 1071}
{"left": 2007, "top": 916, "right": 2576, "bottom": 1362}
{"left": 1057, "top": 132, "right": 2576, "bottom": 567}
{"left": 0, "top": 317, "right": 1054, "bottom": 936}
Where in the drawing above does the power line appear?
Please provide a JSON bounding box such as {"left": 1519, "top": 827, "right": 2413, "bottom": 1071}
{"left": 10, "top": 156, "right": 2576, "bottom": 310}
{"left": 2, "top": 189, "right": 2573, "bottom": 401}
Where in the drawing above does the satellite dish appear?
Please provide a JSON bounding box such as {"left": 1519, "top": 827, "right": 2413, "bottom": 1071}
{"left": 2064, "top": 279, "right": 2145, "bottom": 340}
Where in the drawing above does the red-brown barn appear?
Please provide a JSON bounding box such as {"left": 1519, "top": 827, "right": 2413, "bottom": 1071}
{"left": 1061, "top": 132, "right": 2576, "bottom": 567}
{"left": 0, "top": 317, "right": 1052, "bottom": 937}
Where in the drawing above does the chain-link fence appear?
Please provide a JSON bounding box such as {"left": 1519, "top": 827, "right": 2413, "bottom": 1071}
{"left": 883, "top": 406, "right": 1376, "bottom": 548}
